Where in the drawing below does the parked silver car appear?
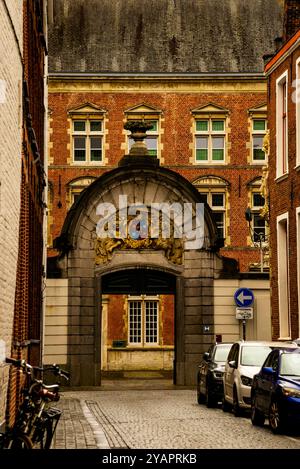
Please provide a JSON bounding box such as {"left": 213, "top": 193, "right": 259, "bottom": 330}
{"left": 222, "top": 341, "right": 297, "bottom": 416}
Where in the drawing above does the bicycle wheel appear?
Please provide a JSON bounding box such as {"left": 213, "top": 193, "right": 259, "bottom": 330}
{"left": 9, "top": 434, "right": 33, "bottom": 449}
{"left": 36, "top": 420, "right": 53, "bottom": 449}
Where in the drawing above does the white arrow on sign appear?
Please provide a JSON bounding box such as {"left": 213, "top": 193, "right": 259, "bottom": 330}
{"left": 237, "top": 291, "right": 253, "bottom": 305}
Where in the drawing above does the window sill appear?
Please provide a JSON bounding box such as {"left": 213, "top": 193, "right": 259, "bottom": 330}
{"left": 294, "top": 164, "right": 300, "bottom": 172}
{"left": 275, "top": 173, "right": 289, "bottom": 183}
{"left": 107, "top": 346, "right": 174, "bottom": 351}
{"left": 277, "top": 337, "right": 292, "bottom": 341}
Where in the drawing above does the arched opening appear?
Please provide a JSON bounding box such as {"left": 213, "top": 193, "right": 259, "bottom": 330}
{"left": 99, "top": 268, "right": 177, "bottom": 382}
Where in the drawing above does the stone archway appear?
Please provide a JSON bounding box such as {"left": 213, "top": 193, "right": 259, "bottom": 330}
{"left": 52, "top": 160, "right": 226, "bottom": 386}
{"left": 52, "top": 118, "right": 231, "bottom": 387}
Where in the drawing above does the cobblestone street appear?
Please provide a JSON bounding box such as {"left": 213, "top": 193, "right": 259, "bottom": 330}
{"left": 52, "top": 384, "right": 300, "bottom": 449}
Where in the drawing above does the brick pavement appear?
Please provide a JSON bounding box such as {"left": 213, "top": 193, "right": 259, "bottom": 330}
{"left": 51, "top": 381, "right": 300, "bottom": 450}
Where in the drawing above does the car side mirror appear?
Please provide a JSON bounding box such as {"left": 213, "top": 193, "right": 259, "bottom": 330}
{"left": 228, "top": 360, "right": 236, "bottom": 369}
{"left": 203, "top": 352, "right": 210, "bottom": 361}
{"left": 262, "top": 366, "right": 275, "bottom": 376}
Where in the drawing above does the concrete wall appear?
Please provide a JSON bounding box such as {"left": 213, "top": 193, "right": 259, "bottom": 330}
{"left": 0, "top": 0, "right": 23, "bottom": 428}
{"left": 214, "top": 278, "right": 271, "bottom": 343}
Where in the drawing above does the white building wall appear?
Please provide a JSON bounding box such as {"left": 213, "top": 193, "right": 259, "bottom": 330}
{"left": 0, "top": 0, "right": 23, "bottom": 428}
{"left": 44, "top": 279, "right": 69, "bottom": 364}
{"left": 214, "top": 278, "right": 271, "bottom": 343}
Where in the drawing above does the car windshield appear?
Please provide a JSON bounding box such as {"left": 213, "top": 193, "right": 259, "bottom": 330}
{"left": 280, "top": 353, "right": 300, "bottom": 376}
{"left": 240, "top": 346, "right": 272, "bottom": 366}
{"left": 214, "top": 345, "right": 232, "bottom": 362}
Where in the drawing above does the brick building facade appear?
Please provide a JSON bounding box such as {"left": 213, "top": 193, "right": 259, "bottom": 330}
{"left": 45, "top": 0, "right": 284, "bottom": 378}
{"left": 265, "top": 21, "right": 300, "bottom": 339}
{"left": 0, "top": 0, "right": 47, "bottom": 428}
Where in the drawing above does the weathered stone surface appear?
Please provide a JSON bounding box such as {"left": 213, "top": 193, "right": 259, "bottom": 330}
{"left": 49, "top": 0, "right": 283, "bottom": 74}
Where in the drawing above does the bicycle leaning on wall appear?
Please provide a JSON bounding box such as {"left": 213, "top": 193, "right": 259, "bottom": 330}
{"left": 0, "top": 357, "right": 69, "bottom": 449}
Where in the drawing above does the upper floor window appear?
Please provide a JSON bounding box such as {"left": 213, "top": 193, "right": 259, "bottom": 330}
{"left": 73, "top": 119, "right": 103, "bottom": 164}
{"left": 191, "top": 103, "right": 229, "bottom": 165}
{"left": 200, "top": 191, "right": 226, "bottom": 239}
{"left": 193, "top": 175, "right": 229, "bottom": 244}
{"left": 276, "top": 71, "right": 288, "bottom": 177}
{"left": 248, "top": 104, "right": 267, "bottom": 165}
{"left": 67, "top": 102, "right": 107, "bottom": 166}
{"left": 195, "top": 119, "right": 226, "bottom": 163}
{"left": 252, "top": 119, "right": 267, "bottom": 162}
{"left": 251, "top": 192, "right": 266, "bottom": 242}
{"left": 66, "top": 176, "right": 97, "bottom": 209}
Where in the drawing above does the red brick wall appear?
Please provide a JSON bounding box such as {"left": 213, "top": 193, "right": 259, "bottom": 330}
{"left": 267, "top": 45, "right": 300, "bottom": 339}
{"left": 6, "top": 0, "right": 46, "bottom": 427}
{"left": 48, "top": 89, "right": 267, "bottom": 272}
{"left": 284, "top": 0, "right": 300, "bottom": 42}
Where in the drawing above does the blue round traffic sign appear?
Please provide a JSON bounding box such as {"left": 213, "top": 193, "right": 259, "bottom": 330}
{"left": 234, "top": 288, "right": 254, "bottom": 307}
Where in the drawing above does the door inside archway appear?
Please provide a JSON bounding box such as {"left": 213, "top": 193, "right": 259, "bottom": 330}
{"left": 100, "top": 269, "right": 177, "bottom": 382}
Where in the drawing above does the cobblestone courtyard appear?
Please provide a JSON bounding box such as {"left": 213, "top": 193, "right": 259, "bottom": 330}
{"left": 52, "top": 386, "right": 300, "bottom": 449}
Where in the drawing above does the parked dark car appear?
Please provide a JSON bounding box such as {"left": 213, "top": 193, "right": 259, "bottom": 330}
{"left": 197, "top": 342, "right": 233, "bottom": 407}
{"left": 251, "top": 348, "right": 300, "bottom": 433}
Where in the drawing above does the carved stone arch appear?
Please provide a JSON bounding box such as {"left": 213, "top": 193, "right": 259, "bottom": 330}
{"left": 53, "top": 162, "right": 230, "bottom": 387}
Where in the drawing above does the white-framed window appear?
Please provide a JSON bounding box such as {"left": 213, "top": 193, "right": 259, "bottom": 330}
{"left": 277, "top": 212, "right": 290, "bottom": 338}
{"left": 297, "top": 207, "right": 300, "bottom": 332}
{"left": 276, "top": 71, "right": 288, "bottom": 178}
{"left": 195, "top": 119, "right": 226, "bottom": 163}
{"left": 200, "top": 191, "right": 226, "bottom": 239}
{"left": 72, "top": 119, "right": 104, "bottom": 164}
{"left": 67, "top": 176, "right": 97, "bottom": 209}
{"left": 251, "top": 192, "right": 266, "bottom": 243}
{"left": 127, "top": 119, "right": 159, "bottom": 157}
{"left": 128, "top": 296, "right": 159, "bottom": 346}
{"left": 252, "top": 119, "right": 267, "bottom": 163}
{"left": 296, "top": 58, "right": 300, "bottom": 167}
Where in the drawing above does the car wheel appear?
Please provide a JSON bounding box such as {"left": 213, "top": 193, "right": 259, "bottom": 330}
{"left": 222, "top": 396, "right": 231, "bottom": 412}
{"left": 205, "top": 385, "right": 216, "bottom": 408}
{"left": 251, "top": 394, "right": 265, "bottom": 427}
{"left": 233, "top": 387, "right": 242, "bottom": 417}
{"left": 269, "top": 399, "right": 284, "bottom": 434}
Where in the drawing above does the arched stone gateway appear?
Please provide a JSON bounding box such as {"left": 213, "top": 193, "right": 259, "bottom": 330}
{"left": 52, "top": 128, "right": 233, "bottom": 386}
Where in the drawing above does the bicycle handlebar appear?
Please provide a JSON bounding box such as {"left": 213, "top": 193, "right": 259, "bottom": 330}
{"left": 5, "top": 358, "right": 70, "bottom": 380}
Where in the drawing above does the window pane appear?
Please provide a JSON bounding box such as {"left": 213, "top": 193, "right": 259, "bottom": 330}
{"left": 196, "top": 120, "right": 208, "bottom": 132}
{"left": 199, "top": 193, "right": 208, "bottom": 204}
{"left": 253, "top": 193, "right": 265, "bottom": 207}
{"left": 196, "top": 149, "right": 208, "bottom": 161}
{"left": 211, "top": 193, "right": 224, "bottom": 207}
{"left": 212, "top": 120, "right": 224, "bottom": 132}
{"left": 91, "top": 150, "right": 102, "bottom": 161}
{"left": 74, "top": 137, "right": 86, "bottom": 161}
{"left": 212, "top": 137, "right": 224, "bottom": 161}
{"left": 73, "top": 121, "right": 86, "bottom": 132}
{"left": 212, "top": 212, "right": 224, "bottom": 238}
{"left": 253, "top": 135, "right": 265, "bottom": 160}
{"left": 90, "top": 120, "right": 102, "bottom": 132}
{"left": 129, "top": 301, "right": 142, "bottom": 343}
{"left": 146, "top": 136, "right": 157, "bottom": 156}
{"left": 253, "top": 214, "right": 266, "bottom": 242}
{"left": 90, "top": 137, "right": 102, "bottom": 149}
{"left": 148, "top": 120, "right": 158, "bottom": 132}
{"left": 145, "top": 301, "right": 158, "bottom": 343}
{"left": 253, "top": 120, "right": 265, "bottom": 131}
